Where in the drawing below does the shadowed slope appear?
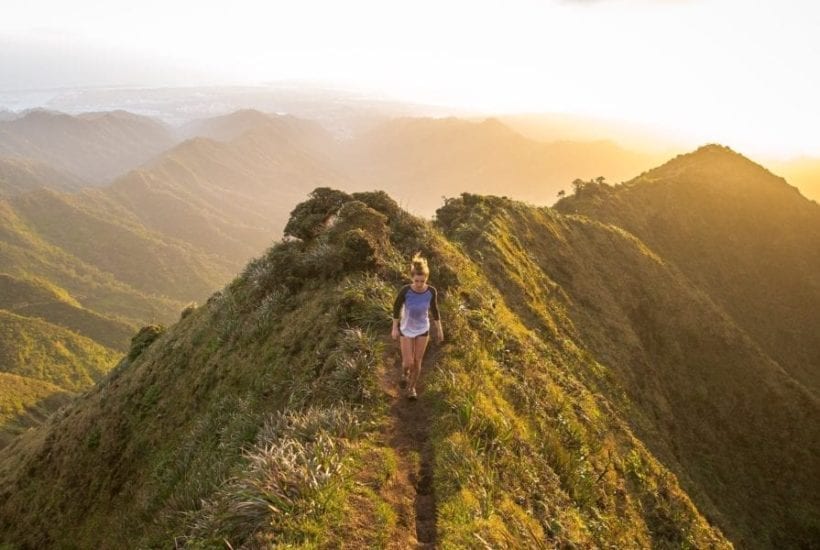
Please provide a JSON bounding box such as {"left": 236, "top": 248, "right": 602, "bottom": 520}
{"left": 0, "top": 273, "right": 135, "bottom": 351}
{"left": 437, "top": 192, "right": 819, "bottom": 548}
{"left": 555, "top": 144, "right": 820, "bottom": 393}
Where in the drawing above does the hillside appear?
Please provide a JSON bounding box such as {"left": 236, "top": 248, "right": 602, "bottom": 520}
{"left": 0, "top": 309, "right": 119, "bottom": 391}
{"left": 8, "top": 188, "right": 235, "bottom": 302}
{"left": 0, "top": 111, "right": 344, "bottom": 406}
{"left": 436, "top": 193, "right": 819, "bottom": 548}
{"left": 0, "top": 111, "right": 667, "bottom": 272}
{"left": 0, "top": 305, "right": 120, "bottom": 449}
{"left": 0, "top": 156, "right": 85, "bottom": 197}
{"left": 554, "top": 144, "right": 820, "bottom": 392}
{"left": 0, "top": 109, "right": 176, "bottom": 184}
{"left": 0, "top": 183, "right": 237, "bottom": 447}
{"left": 0, "top": 194, "right": 200, "bottom": 326}
{"left": 0, "top": 373, "right": 72, "bottom": 449}
{"left": 98, "top": 121, "right": 348, "bottom": 264}
{"left": 0, "top": 273, "right": 135, "bottom": 351}
{"left": 0, "top": 189, "right": 734, "bottom": 548}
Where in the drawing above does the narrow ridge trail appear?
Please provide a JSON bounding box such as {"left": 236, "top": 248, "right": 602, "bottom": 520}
{"left": 376, "top": 335, "right": 440, "bottom": 548}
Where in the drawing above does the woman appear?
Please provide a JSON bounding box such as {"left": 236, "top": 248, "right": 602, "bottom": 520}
{"left": 391, "top": 252, "right": 444, "bottom": 400}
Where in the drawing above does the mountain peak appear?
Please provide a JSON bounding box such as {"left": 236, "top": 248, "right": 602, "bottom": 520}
{"left": 629, "top": 142, "right": 789, "bottom": 191}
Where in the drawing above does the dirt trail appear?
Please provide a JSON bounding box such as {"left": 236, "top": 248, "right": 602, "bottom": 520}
{"left": 377, "top": 336, "right": 439, "bottom": 548}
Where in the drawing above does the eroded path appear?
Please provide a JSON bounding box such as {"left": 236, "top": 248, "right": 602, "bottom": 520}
{"left": 376, "top": 337, "right": 439, "bottom": 548}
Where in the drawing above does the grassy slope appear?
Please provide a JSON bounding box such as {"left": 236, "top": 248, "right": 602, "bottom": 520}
{"left": 0, "top": 198, "right": 184, "bottom": 325}
{"left": 0, "top": 109, "right": 176, "bottom": 184}
{"left": 0, "top": 155, "right": 86, "bottom": 197}
{"left": 101, "top": 123, "right": 347, "bottom": 266}
{"left": 0, "top": 372, "right": 72, "bottom": 449}
{"left": 554, "top": 144, "right": 820, "bottom": 392}
{"left": 0, "top": 302, "right": 121, "bottom": 448}
{"left": 435, "top": 193, "right": 819, "bottom": 548}
{"left": 8, "top": 188, "right": 235, "bottom": 303}
{"left": 0, "top": 190, "right": 728, "bottom": 548}
{"left": 0, "top": 273, "right": 135, "bottom": 351}
{"left": 0, "top": 310, "right": 119, "bottom": 391}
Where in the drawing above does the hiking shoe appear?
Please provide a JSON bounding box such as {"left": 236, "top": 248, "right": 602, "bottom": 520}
{"left": 407, "top": 387, "right": 418, "bottom": 400}
{"left": 399, "top": 369, "right": 408, "bottom": 389}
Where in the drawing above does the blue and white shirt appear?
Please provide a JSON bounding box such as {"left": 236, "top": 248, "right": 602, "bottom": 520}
{"left": 392, "top": 284, "right": 440, "bottom": 337}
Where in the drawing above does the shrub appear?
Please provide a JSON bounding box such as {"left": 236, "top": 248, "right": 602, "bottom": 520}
{"left": 284, "top": 187, "right": 352, "bottom": 241}
{"left": 184, "top": 404, "right": 360, "bottom": 546}
{"left": 330, "top": 201, "right": 389, "bottom": 245}
{"left": 180, "top": 303, "right": 197, "bottom": 320}
{"left": 351, "top": 190, "right": 401, "bottom": 219}
{"left": 127, "top": 324, "right": 166, "bottom": 361}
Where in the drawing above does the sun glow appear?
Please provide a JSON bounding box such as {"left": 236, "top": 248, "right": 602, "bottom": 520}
{"left": 2, "top": 0, "right": 819, "bottom": 157}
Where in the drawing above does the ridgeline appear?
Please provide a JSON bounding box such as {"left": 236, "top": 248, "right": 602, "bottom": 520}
{"left": 1, "top": 146, "right": 817, "bottom": 547}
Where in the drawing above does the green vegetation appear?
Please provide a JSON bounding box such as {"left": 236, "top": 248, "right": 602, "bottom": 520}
{"left": 436, "top": 191, "right": 819, "bottom": 548}
{"left": 1, "top": 144, "right": 817, "bottom": 546}
{"left": 9, "top": 188, "right": 234, "bottom": 303}
{"left": 0, "top": 372, "right": 71, "bottom": 448}
{"left": 555, "top": 144, "right": 820, "bottom": 392}
{"left": 0, "top": 310, "right": 118, "bottom": 391}
{"left": 0, "top": 195, "right": 186, "bottom": 326}
{"left": 0, "top": 309, "right": 117, "bottom": 449}
{"left": 0, "top": 188, "right": 739, "bottom": 548}
{"left": 0, "top": 273, "right": 135, "bottom": 351}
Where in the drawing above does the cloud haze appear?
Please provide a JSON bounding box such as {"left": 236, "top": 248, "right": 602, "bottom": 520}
{"left": 1, "top": 0, "right": 818, "bottom": 156}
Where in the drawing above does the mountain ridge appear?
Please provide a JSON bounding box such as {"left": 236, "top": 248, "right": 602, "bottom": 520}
{"left": 2, "top": 180, "right": 816, "bottom": 547}
{"left": 555, "top": 143, "right": 820, "bottom": 393}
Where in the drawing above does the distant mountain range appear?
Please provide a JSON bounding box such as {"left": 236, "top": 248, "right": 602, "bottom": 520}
{"left": 0, "top": 156, "right": 85, "bottom": 197}
{"left": 0, "top": 109, "right": 176, "bottom": 184}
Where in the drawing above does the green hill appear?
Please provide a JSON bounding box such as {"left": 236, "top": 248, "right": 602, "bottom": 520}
{"left": 436, "top": 192, "right": 819, "bottom": 548}
{"left": 8, "top": 188, "right": 235, "bottom": 303}
{"left": 0, "top": 155, "right": 86, "bottom": 197}
{"left": 0, "top": 273, "right": 135, "bottom": 351}
{"left": 0, "top": 372, "right": 71, "bottom": 449}
{"left": 0, "top": 196, "right": 185, "bottom": 326}
{"left": 0, "top": 109, "right": 176, "bottom": 184}
{"left": 0, "top": 188, "right": 739, "bottom": 548}
{"left": 0, "top": 309, "right": 119, "bottom": 391}
{"left": 554, "top": 144, "right": 820, "bottom": 392}
{"left": 0, "top": 145, "right": 816, "bottom": 547}
{"left": 0, "top": 305, "right": 117, "bottom": 448}
{"left": 0, "top": 114, "right": 336, "bottom": 427}
{"left": 99, "top": 120, "right": 347, "bottom": 265}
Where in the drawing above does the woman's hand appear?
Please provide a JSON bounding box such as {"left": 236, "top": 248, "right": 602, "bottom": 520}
{"left": 436, "top": 327, "right": 444, "bottom": 343}
{"left": 391, "top": 326, "right": 399, "bottom": 340}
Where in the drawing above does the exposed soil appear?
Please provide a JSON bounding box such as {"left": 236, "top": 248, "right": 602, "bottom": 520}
{"left": 377, "top": 336, "right": 439, "bottom": 548}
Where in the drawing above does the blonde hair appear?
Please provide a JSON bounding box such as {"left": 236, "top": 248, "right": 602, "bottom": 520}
{"left": 410, "top": 252, "right": 429, "bottom": 277}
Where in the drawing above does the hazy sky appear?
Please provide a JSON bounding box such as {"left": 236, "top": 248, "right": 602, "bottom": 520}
{"left": 1, "top": 0, "right": 819, "bottom": 157}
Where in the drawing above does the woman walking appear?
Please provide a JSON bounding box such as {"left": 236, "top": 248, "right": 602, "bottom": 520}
{"left": 392, "top": 253, "right": 444, "bottom": 400}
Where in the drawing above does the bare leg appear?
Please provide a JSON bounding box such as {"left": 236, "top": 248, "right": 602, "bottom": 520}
{"left": 409, "top": 335, "right": 429, "bottom": 391}
{"left": 400, "top": 336, "right": 415, "bottom": 382}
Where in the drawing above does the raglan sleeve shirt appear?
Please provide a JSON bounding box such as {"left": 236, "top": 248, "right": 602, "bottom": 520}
{"left": 392, "top": 284, "right": 440, "bottom": 337}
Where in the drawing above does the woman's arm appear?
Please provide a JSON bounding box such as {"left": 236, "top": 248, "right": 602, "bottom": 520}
{"left": 391, "top": 286, "right": 408, "bottom": 340}
{"left": 430, "top": 287, "right": 444, "bottom": 342}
